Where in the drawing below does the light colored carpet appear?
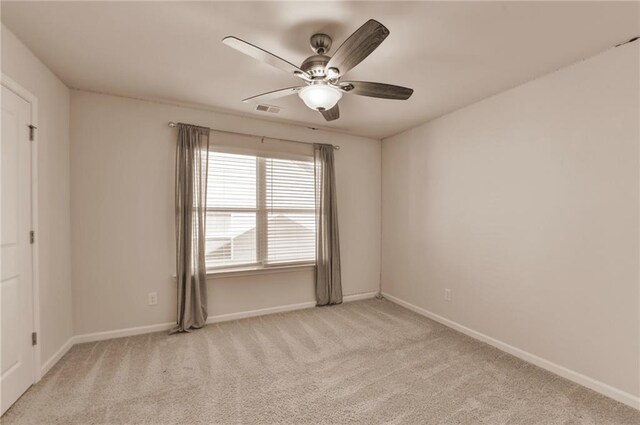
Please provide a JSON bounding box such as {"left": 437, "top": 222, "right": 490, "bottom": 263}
{"left": 3, "top": 299, "right": 639, "bottom": 424}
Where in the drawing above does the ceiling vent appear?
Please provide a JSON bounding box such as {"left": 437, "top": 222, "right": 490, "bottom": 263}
{"left": 255, "top": 104, "right": 281, "bottom": 114}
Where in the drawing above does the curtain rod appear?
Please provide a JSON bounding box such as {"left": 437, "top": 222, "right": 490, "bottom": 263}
{"left": 167, "top": 121, "right": 339, "bottom": 150}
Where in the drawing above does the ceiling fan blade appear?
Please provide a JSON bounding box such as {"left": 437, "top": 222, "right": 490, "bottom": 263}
{"left": 223, "top": 36, "right": 309, "bottom": 79}
{"left": 325, "top": 20, "right": 389, "bottom": 77}
{"left": 242, "top": 86, "right": 304, "bottom": 103}
{"left": 319, "top": 104, "right": 340, "bottom": 121}
{"left": 338, "top": 81, "right": 413, "bottom": 100}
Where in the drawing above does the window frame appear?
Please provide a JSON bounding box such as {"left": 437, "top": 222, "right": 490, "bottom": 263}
{"left": 205, "top": 152, "right": 316, "bottom": 274}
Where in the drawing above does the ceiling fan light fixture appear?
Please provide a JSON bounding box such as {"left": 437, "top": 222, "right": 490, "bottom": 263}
{"left": 298, "top": 84, "right": 342, "bottom": 111}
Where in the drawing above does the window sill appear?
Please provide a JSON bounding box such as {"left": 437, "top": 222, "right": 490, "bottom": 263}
{"left": 205, "top": 263, "right": 316, "bottom": 279}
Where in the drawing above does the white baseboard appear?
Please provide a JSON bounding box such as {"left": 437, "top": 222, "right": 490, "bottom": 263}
{"left": 381, "top": 292, "right": 640, "bottom": 410}
{"left": 73, "top": 322, "right": 175, "bottom": 345}
{"left": 206, "top": 291, "right": 377, "bottom": 324}
{"left": 206, "top": 301, "right": 317, "bottom": 324}
{"left": 40, "top": 336, "right": 74, "bottom": 378}
{"left": 343, "top": 291, "right": 378, "bottom": 302}
{"left": 52, "top": 291, "right": 378, "bottom": 370}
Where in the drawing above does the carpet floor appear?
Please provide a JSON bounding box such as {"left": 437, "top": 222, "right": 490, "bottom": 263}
{"left": 3, "top": 298, "right": 639, "bottom": 424}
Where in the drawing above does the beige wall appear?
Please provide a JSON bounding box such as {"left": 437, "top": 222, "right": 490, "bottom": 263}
{"left": 70, "top": 90, "right": 381, "bottom": 335}
{"left": 382, "top": 41, "right": 639, "bottom": 397}
{"left": 1, "top": 25, "right": 73, "bottom": 365}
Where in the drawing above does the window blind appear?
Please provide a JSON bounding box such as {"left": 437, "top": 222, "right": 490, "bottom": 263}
{"left": 265, "top": 157, "right": 315, "bottom": 264}
{"left": 205, "top": 150, "right": 316, "bottom": 270}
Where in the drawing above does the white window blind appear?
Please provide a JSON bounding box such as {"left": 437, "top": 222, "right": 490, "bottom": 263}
{"left": 205, "top": 150, "right": 316, "bottom": 270}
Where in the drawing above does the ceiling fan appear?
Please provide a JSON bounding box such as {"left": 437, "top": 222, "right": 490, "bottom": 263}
{"left": 222, "top": 19, "right": 414, "bottom": 122}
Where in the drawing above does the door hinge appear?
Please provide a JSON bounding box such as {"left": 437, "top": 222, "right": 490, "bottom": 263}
{"left": 30, "top": 230, "right": 35, "bottom": 244}
{"left": 32, "top": 332, "right": 37, "bottom": 346}
{"left": 28, "top": 125, "right": 37, "bottom": 141}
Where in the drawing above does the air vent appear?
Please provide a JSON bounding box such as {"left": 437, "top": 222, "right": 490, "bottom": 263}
{"left": 255, "top": 104, "right": 281, "bottom": 114}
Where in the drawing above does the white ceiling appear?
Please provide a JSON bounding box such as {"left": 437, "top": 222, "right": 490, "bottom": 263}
{"left": 2, "top": 1, "right": 638, "bottom": 139}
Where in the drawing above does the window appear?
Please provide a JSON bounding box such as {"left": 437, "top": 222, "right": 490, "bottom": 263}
{"left": 205, "top": 150, "right": 316, "bottom": 271}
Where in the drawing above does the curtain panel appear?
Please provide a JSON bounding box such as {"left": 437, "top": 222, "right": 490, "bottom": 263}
{"left": 314, "top": 143, "right": 343, "bottom": 306}
{"left": 174, "top": 124, "right": 210, "bottom": 332}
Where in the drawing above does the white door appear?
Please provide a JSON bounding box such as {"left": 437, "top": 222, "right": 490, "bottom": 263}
{"left": 1, "top": 85, "right": 34, "bottom": 415}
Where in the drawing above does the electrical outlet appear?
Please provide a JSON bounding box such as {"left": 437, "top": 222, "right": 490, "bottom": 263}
{"left": 444, "top": 288, "right": 452, "bottom": 302}
{"left": 148, "top": 292, "right": 158, "bottom": 306}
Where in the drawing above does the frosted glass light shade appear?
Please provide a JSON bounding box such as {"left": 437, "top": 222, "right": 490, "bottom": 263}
{"left": 298, "top": 85, "right": 342, "bottom": 111}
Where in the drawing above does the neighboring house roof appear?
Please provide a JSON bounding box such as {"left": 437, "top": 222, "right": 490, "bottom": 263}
{"left": 207, "top": 214, "right": 313, "bottom": 258}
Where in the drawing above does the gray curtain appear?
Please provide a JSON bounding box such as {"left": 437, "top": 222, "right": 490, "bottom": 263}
{"left": 314, "top": 143, "right": 342, "bottom": 306}
{"left": 173, "top": 124, "right": 210, "bottom": 332}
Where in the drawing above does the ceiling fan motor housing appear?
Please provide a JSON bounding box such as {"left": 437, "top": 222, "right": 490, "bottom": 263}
{"left": 301, "top": 54, "right": 330, "bottom": 78}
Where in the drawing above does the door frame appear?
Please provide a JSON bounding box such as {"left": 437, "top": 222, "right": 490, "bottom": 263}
{"left": 1, "top": 73, "right": 42, "bottom": 383}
